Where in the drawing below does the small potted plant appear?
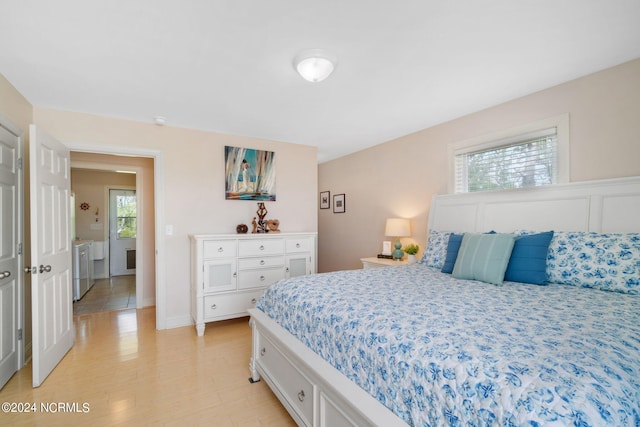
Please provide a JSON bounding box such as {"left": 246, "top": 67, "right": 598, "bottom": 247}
{"left": 403, "top": 243, "right": 419, "bottom": 264}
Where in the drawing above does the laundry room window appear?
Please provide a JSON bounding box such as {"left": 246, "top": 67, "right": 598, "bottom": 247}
{"left": 115, "top": 192, "right": 137, "bottom": 239}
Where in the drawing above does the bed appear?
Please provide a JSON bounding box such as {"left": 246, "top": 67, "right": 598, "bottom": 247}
{"left": 248, "top": 177, "right": 640, "bottom": 427}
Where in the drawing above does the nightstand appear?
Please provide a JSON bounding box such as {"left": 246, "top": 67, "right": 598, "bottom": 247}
{"left": 360, "top": 257, "right": 408, "bottom": 269}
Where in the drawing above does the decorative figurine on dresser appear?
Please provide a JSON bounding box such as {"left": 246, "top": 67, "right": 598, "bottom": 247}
{"left": 255, "top": 202, "right": 268, "bottom": 233}
{"left": 190, "top": 230, "right": 317, "bottom": 336}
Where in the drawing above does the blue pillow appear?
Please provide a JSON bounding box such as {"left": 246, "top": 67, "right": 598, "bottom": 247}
{"left": 441, "top": 233, "right": 463, "bottom": 273}
{"left": 452, "top": 233, "right": 517, "bottom": 285}
{"left": 504, "top": 231, "right": 554, "bottom": 285}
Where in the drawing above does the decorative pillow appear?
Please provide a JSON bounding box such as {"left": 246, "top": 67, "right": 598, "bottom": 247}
{"left": 452, "top": 233, "right": 517, "bottom": 285}
{"left": 441, "top": 233, "right": 464, "bottom": 274}
{"left": 419, "top": 230, "right": 451, "bottom": 268}
{"left": 546, "top": 232, "right": 640, "bottom": 294}
{"left": 504, "top": 231, "right": 554, "bottom": 285}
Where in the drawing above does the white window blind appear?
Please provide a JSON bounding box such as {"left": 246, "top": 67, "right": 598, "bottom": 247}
{"left": 454, "top": 127, "right": 558, "bottom": 193}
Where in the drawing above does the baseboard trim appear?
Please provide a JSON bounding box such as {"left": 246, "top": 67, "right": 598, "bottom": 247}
{"left": 165, "top": 314, "right": 192, "bottom": 330}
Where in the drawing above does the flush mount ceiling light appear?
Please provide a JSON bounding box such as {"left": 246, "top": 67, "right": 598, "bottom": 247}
{"left": 293, "top": 49, "right": 336, "bottom": 83}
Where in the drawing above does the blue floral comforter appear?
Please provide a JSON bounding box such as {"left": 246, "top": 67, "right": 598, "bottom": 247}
{"left": 256, "top": 264, "right": 640, "bottom": 427}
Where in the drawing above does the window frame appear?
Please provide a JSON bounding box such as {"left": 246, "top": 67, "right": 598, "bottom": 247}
{"left": 448, "top": 114, "right": 570, "bottom": 194}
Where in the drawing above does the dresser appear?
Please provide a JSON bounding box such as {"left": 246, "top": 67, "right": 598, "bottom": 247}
{"left": 190, "top": 232, "right": 317, "bottom": 336}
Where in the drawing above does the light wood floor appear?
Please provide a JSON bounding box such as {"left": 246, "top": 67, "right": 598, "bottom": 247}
{"left": 1, "top": 308, "right": 296, "bottom": 426}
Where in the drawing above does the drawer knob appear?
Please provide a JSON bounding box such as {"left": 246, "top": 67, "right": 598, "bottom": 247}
{"left": 297, "top": 390, "right": 305, "bottom": 402}
{"left": 260, "top": 347, "right": 266, "bottom": 356}
{"left": 233, "top": 272, "right": 237, "bottom": 278}
{"left": 218, "top": 247, "right": 224, "bottom": 252}
{"left": 260, "top": 259, "right": 265, "bottom": 265}
{"left": 260, "top": 275, "right": 265, "bottom": 281}
{"left": 259, "top": 245, "right": 265, "bottom": 250}
{"left": 296, "top": 243, "right": 301, "bottom": 248}
{"left": 210, "top": 304, "right": 217, "bottom": 310}
{"left": 251, "top": 298, "right": 257, "bottom": 304}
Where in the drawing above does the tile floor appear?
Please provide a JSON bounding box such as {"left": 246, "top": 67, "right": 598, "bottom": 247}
{"left": 73, "top": 275, "right": 136, "bottom": 315}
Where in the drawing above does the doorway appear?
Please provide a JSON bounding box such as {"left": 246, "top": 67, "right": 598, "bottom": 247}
{"left": 66, "top": 144, "right": 166, "bottom": 332}
{"left": 69, "top": 153, "right": 154, "bottom": 317}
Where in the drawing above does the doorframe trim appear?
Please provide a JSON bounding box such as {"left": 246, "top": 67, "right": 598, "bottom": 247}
{"left": 65, "top": 142, "right": 166, "bottom": 330}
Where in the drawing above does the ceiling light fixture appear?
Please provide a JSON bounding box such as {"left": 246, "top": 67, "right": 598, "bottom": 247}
{"left": 153, "top": 116, "right": 166, "bottom": 126}
{"left": 293, "top": 49, "right": 336, "bottom": 83}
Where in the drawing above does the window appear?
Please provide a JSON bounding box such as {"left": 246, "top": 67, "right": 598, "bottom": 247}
{"left": 115, "top": 191, "right": 137, "bottom": 239}
{"left": 449, "top": 114, "right": 569, "bottom": 193}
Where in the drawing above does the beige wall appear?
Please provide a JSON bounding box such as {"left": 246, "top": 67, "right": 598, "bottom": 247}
{"left": 0, "top": 74, "right": 32, "bottom": 132}
{"left": 318, "top": 58, "right": 640, "bottom": 272}
{"left": 33, "top": 107, "right": 318, "bottom": 325}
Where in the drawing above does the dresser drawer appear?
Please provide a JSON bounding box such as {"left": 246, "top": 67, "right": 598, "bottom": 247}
{"left": 203, "top": 290, "right": 263, "bottom": 319}
{"left": 238, "top": 256, "right": 285, "bottom": 270}
{"left": 258, "top": 335, "right": 314, "bottom": 426}
{"left": 238, "top": 238, "right": 284, "bottom": 257}
{"left": 203, "top": 240, "right": 237, "bottom": 258}
{"left": 286, "top": 237, "right": 313, "bottom": 253}
{"left": 238, "top": 268, "right": 285, "bottom": 290}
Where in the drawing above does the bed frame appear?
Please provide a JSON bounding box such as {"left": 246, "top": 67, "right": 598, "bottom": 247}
{"left": 248, "top": 176, "right": 640, "bottom": 427}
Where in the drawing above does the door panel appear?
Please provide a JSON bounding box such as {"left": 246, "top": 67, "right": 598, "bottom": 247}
{"left": 29, "top": 125, "right": 73, "bottom": 387}
{"left": 0, "top": 122, "right": 21, "bottom": 389}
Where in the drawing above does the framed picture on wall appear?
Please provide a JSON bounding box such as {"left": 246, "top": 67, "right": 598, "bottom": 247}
{"left": 333, "top": 193, "right": 345, "bottom": 213}
{"left": 224, "top": 146, "right": 276, "bottom": 201}
{"left": 320, "top": 191, "right": 330, "bottom": 209}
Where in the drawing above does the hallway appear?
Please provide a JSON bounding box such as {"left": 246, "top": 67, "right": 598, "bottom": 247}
{"left": 73, "top": 275, "right": 136, "bottom": 315}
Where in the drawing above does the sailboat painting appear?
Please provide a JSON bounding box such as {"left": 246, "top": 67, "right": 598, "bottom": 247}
{"left": 225, "top": 146, "right": 276, "bottom": 201}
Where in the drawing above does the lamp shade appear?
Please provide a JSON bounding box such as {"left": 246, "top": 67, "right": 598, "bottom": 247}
{"left": 385, "top": 218, "right": 410, "bottom": 237}
{"left": 294, "top": 49, "right": 336, "bottom": 82}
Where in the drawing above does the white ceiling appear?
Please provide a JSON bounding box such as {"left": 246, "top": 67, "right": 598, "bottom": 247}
{"left": 1, "top": 1, "right": 639, "bottom": 163}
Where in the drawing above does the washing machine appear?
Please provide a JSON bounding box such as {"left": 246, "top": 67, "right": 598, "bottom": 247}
{"left": 73, "top": 241, "right": 94, "bottom": 301}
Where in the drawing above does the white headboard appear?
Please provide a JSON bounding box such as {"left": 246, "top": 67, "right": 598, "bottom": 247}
{"left": 429, "top": 177, "right": 640, "bottom": 233}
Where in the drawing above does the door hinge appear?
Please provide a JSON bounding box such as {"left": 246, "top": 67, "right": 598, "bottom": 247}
{"left": 18, "top": 329, "right": 23, "bottom": 340}
{"left": 17, "top": 243, "right": 23, "bottom": 255}
{"left": 18, "top": 157, "right": 23, "bottom": 170}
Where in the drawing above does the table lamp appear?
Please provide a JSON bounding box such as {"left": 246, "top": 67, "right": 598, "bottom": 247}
{"left": 385, "top": 218, "right": 411, "bottom": 260}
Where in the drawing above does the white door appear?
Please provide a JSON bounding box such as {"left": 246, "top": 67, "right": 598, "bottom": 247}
{"left": 109, "top": 189, "right": 136, "bottom": 276}
{"left": 0, "top": 121, "right": 22, "bottom": 389}
{"left": 29, "top": 125, "right": 73, "bottom": 387}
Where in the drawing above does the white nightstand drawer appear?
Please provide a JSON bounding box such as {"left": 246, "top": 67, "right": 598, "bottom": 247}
{"left": 238, "top": 268, "right": 285, "bottom": 290}
{"left": 238, "top": 256, "right": 285, "bottom": 270}
{"left": 286, "top": 237, "right": 313, "bottom": 253}
{"left": 239, "top": 239, "right": 284, "bottom": 257}
{"left": 360, "top": 257, "right": 407, "bottom": 269}
{"left": 203, "top": 240, "right": 237, "bottom": 258}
